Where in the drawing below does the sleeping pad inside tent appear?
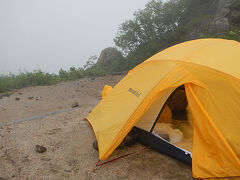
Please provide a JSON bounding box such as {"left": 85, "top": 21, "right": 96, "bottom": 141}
{"left": 87, "top": 38, "right": 240, "bottom": 179}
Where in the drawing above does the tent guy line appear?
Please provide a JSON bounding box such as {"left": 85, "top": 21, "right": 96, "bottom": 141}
{"left": 0, "top": 106, "right": 79, "bottom": 128}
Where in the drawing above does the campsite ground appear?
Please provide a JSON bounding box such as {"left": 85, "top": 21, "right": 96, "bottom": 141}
{"left": 0, "top": 74, "right": 193, "bottom": 180}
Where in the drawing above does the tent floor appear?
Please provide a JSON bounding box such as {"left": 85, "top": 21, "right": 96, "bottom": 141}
{"left": 133, "top": 127, "right": 192, "bottom": 165}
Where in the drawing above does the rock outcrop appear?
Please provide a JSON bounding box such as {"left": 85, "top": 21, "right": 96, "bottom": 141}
{"left": 97, "top": 47, "right": 124, "bottom": 71}
{"left": 209, "top": 0, "right": 235, "bottom": 34}
{"left": 185, "top": 0, "right": 240, "bottom": 39}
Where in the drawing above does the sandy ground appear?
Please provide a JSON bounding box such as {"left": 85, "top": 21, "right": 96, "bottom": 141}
{"left": 0, "top": 74, "right": 193, "bottom": 180}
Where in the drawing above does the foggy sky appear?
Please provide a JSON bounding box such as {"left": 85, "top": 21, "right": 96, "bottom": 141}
{"left": 0, "top": 0, "right": 149, "bottom": 75}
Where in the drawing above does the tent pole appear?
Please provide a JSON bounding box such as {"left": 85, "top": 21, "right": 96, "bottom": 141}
{"left": 149, "top": 101, "right": 168, "bottom": 133}
{"left": 149, "top": 87, "right": 180, "bottom": 133}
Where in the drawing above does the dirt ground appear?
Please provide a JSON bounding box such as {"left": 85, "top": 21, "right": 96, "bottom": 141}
{"left": 0, "top": 74, "right": 193, "bottom": 180}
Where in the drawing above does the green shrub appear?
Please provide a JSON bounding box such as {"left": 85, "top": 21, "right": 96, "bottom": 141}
{"left": 205, "top": 28, "right": 240, "bottom": 42}
{"left": 0, "top": 64, "right": 107, "bottom": 93}
{"left": 0, "top": 70, "right": 61, "bottom": 93}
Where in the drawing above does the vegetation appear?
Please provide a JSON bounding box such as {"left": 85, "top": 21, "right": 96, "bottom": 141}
{"left": 114, "top": 0, "right": 217, "bottom": 69}
{"left": 0, "top": 71, "right": 58, "bottom": 93}
{"left": 114, "top": 0, "right": 185, "bottom": 55}
{"left": 211, "top": 28, "right": 240, "bottom": 42}
{"left": 0, "top": 57, "right": 105, "bottom": 93}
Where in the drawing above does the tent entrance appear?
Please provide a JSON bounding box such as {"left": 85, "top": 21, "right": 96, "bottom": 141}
{"left": 135, "top": 85, "right": 193, "bottom": 165}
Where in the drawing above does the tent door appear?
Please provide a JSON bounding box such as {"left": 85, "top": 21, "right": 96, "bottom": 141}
{"left": 135, "top": 85, "right": 193, "bottom": 164}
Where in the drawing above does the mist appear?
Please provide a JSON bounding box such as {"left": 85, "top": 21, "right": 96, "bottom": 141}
{"left": 0, "top": 0, "right": 149, "bottom": 75}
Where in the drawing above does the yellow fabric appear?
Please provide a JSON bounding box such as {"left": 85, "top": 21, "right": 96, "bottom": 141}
{"left": 87, "top": 39, "right": 240, "bottom": 179}
{"left": 146, "top": 38, "right": 240, "bottom": 79}
{"left": 101, "top": 85, "right": 112, "bottom": 99}
{"left": 207, "top": 178, "right": 240, "bottom": 180}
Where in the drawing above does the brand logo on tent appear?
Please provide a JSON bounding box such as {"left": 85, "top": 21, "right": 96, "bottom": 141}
{"left": 128, "top": 88, "right": 142, "bottom": 97}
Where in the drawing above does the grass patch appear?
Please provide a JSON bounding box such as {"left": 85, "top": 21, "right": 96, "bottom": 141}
{"left": 0, "top": 66, "right": 106, "bottom": 93}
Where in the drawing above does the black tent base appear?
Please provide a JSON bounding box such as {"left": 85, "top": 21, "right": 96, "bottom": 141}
{"left": 133, "top": 127, "right": 192, "bottom": 165}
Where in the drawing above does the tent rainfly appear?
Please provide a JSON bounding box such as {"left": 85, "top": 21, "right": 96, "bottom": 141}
{"left": 87, "top": 38, "right": 240, "bottom": 179}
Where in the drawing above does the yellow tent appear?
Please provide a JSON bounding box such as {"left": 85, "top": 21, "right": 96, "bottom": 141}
{"left": 87, "top": 38, "right": 240, "bottom": 179}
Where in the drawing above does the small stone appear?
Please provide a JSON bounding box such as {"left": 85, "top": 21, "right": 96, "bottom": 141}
{"left": 15, "top": 97, "right": 20, "bottom": 101}
{"left": 41, "top": 157, "right": 51, "bottom": 161}
{"left": 73, "top": 167, "right": 79, "bottom": 172}
{"left": 69, "top": 159, "right": 78, "bottom": 166}
{"left": 35, "top": 145, "right": 47, "bottom": 153}
{"left": 64, "top": 167, "right": 72, "bottom": 173}
{"left": 71, "top": 102, "right": 79, "bottom": 108}
{"left": 22, "top": 155, "right": 30, "bottom": 162}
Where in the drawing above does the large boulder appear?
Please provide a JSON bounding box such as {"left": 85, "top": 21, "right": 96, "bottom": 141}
{"left": 208, "top": 0, "right": 233, "bottom": 34}
{"left": 228, "top": 1, "right": 240, "bottom": 25}
{"left": 184, "top": 0, "right": 240, "bottom": 40}
{"left": 97, "top": 47, "right": 125, "bottom": 71}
